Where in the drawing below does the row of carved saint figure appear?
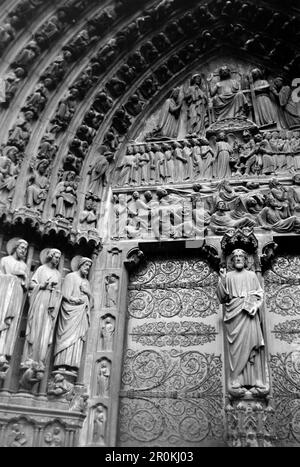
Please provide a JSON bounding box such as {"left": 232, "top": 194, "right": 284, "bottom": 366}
{"left": 115, "top": 130, "right": 300, "bottom": 187}
{"left": 0, "top": 239, "right": 93, "bottom": 378}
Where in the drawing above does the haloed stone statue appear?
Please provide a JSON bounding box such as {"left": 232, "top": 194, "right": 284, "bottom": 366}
{"left": 217, "top": 249, "right": 267, "bottom": 395}
{"left": 22, "top": 249, "right": 62, "bottom": 366}
{"left": 0, "top": 239, "right": 28, "bottom": 362}
{"left": 208, "top": 66, "right": 249, "bottom": 122}
{"left": 54, "top": 257, "right": 93, "bottom": 373}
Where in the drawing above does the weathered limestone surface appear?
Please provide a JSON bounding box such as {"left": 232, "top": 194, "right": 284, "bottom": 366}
{"left": 0, "top": 0, "right": 300, "bottom": 447}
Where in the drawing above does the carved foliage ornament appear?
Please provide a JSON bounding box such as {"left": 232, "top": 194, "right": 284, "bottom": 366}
{"left": 130, "top": 321, "right": 217, "bottom": 347}
{"left": 270, "top": 352, "right": 300, "bottom": 445}
{"left": 119, "top": 350, "right": 223, "bottom": 446}
{"left": 264, "top": 256, "right": 300, "bottom": 317}
{"left": 128, "top": 258, "right": 218, "bottom": 320}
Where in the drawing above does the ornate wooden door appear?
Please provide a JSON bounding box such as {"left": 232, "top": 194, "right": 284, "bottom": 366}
{"left": 117, "top": 255, "right": 226, "bottom": 447}
{"left": 264, "top": 255, "right": 300, "bottom": 447}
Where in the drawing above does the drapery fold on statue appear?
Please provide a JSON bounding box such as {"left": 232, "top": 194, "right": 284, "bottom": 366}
{"left": 156, "top": 97, "right": 182, "bottom": 138}
{"left": 217, "top": 269, "right": 265, "bottom": 383}
{"left": 23, "top": 264, "right": 62, "bottom": 364}
{"left": 0, "top": 274, "right": 24, "bottom": 357}
{"left": 54, "top": 272, "right": 90, "bottom": 369}
{"left": 213, "top": 90, "right": 248, "bottom": 121}
{"left": 0, "top": 256, "right": 28, "bottom": 357}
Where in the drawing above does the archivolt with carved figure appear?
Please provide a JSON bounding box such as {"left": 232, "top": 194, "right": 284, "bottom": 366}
{"left": 0, "top": 0, "right": 300, "bottom": 449}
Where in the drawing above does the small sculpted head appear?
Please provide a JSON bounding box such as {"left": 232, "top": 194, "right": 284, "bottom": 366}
{"left": 156, "top": 188, "right": 168, "bottom": 199}
{"left": 85, "top": 198, "right": 93, "bottom": 210}
{"left": 217, "top": 131, "right": 227, "bottom": 141}
{"left": 251, "top": 68, "right": 262, "bottom": 81}
{"left": 171, "top": 87, "right": 180, "bottom": 101}
{"left": 246, "top": 181, "right": 259, "bottom": 190}
{"left": 232, "top": 249, "right": 247, "bottom": 270}
{"left": 219, "top": 66, "right": 231, "bottom": 80}
{"left": 127, "top": 145, "right": 133, "bottom": 155}
{"left": 47, "top": 249, "right": 61, "bottom": 268}
{"left": 266, "top": 194, "right": 278, "bottom": 208}
{"left": 242, "top": 130, "right": 251, "bottom": 142}
{"left": 293, "top": 174, "right": 300, "bottom": 185}
{"left": 14, "top": 239, "right": 28, "bottom": 261}
{"left": 225, "top": 228, "right": 235, "bottom": 237}
{"left": 105, "top": 316, "right": 114, "bottom": 330}
{"left": 54, "top": 374, "right": 64, "bottom": 383}
{"left": 273, "top": 77, "right": 283, "bottom": 90}
{"left": 144, "top": 190, "right": 152, "bottom": 202}
{"left": 191, "top": 74, "right": 202, "bottom": 86}
{"left": 79, "top": 258, "right": 92, "bottom": 277}
{"left": 265, "top": 131, "right": 272, "bottom": 140}
{"left": 24, "top": 110, "right": 35, "bottom": 122}
{"left": 242, "top": 226, "right": 252, "bottom": 236}
{"left": 254, "top": 133, "right": 263, "bottom": 143}
{"left": 15, "top": 67, "right": 25, "bottom": 78}
{"left": 37, "top": 159, "right": 49, "bottom": 174}
{"left": 44, "top": 432, "right": 53, "bottom": 444}
{"left": 216, "top": 200, "right": 227, "bottom": 211}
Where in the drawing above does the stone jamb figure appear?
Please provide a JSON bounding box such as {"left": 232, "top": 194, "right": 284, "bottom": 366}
{"left": 217, "top": 249, "right": 267, "bottom": 396}
{"left": 0, "top": 238, "right": 28, "bottom": 367}
{"left": 53, "top": 256, "right": 93, "bottom": 375}
{"left": 22, "top": 248, "right": 62, "bottom": 366}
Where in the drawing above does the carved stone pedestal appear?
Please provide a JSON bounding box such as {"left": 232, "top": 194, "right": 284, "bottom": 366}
{"left": 226, "top": 396, "right": 276, "bottom": 447}
{"left": 0, "top": 392, "right": 87, "bottom": 447}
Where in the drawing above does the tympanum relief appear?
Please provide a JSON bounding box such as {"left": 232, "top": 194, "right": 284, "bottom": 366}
{"left": 136, "top": 62, "right": 300, "bottom": 143}
{"left": 110, "top": 176, "right": 300, "bottom": 241}
{"left": 114, "top": 129, "right": 300, "bottom": 188}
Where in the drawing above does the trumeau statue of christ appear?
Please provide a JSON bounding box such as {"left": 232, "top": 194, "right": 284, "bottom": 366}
{"left": 217, "top": 249, "right": 267, "bottom": 395}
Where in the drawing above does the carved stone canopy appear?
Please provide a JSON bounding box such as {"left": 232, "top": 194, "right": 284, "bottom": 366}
{"left": 221, "top": 228, "right": 259, "bottom": 256}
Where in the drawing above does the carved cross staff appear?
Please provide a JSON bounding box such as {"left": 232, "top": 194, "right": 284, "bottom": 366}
{"left": 201, "top": 72, "right": 214, "bottom": 125}
{"left": 248, "top": 73, "right": 260, "bottom": 126}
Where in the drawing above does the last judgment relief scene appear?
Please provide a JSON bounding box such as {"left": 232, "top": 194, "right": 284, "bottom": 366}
{"left": 0, "top": 0, "right": 300, "bottom": 448}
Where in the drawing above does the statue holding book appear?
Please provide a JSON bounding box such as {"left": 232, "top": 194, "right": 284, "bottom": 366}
{"left": 217, "top": 249, "right": 267, "bottom": 395}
